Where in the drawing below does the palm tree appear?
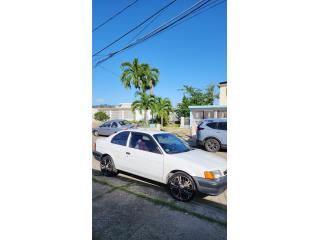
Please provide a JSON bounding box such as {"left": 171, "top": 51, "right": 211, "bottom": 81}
{"left": 131, "top": 92, "right": 155, "bottom": 125}
{"left": 120, "top": 58, "right": 148, "bottom": 93}
{"left": 141, "top": 64, "right": 160, "bottom": 95}
{"left": 153, "top": 97, "right": 173, "bottom": 127}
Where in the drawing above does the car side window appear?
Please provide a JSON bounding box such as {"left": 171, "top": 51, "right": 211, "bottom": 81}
{"left": 100, "top": 122, "right": 108, "bottom": 127}
{"left": 129, "top": 133, "right": 161, "bottom": 154}
{"left": 111, "top": 122, "right": 118, "bottom": 128}
{"left": 111, "top": 131, "right": 130, "bottom": 146}
{"left": 207, "top": 122, "right": 219, "bottom": 129}
{"left": 218, "top": 122, "right": 227, "bottom": 131}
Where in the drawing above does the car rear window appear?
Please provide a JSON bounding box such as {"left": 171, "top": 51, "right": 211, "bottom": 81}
{"left": 207, "top": 122, "right": 219, "bottom": 129}
{"left": 119, "top": 120, "right": 129, "bottom": 126}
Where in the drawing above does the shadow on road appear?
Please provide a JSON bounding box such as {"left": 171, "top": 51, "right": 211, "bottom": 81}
{"left": 92, "top": 169, "right": 226, "bottom": 211}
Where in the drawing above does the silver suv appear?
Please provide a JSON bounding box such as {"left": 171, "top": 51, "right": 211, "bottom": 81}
{"left": 196, "top": 118, "right": 227, "bottom": 152}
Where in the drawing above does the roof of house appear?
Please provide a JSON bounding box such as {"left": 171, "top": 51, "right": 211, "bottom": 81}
{"left": 219, "top": 81, "right": 227, "bottom": 85}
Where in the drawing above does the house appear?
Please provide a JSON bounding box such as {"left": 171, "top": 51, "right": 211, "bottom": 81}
{"left": 92, "top": 103, "right": 151, "bottom": 121}
{"left": 219, "top": 81, "right": 227, "bottom": 105}
{"left": 188, "top": 81, "right": 227, "bottom": 136}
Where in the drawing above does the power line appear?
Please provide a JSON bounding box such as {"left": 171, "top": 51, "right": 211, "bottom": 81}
{"left": 171, "top": 0, "right": 226, "bottom": 28}
{"left": 93, "top": 0, "right": 139, "bottom": 33}
{"left": 127, "top": 5, "right": 167, "bottom": 44}
{"left": 95, "top": 0, "right": 222, "bottom": 66}
{"left": 92, "top": 0, "right": 178, "bottom": 57}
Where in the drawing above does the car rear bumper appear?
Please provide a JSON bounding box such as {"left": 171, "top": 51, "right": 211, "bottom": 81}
{"left": 194, "top": 176, "right": 227, "bottom": 196}
{"left": 196, "top": 139, "right": 204, "bottom": 146}
{"left": 92, "top": 151, "right": 103, "bottom": 161}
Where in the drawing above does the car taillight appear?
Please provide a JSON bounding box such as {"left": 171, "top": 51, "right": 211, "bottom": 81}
{"left": 92, "top": 142, "right": 96, "bottom": 151}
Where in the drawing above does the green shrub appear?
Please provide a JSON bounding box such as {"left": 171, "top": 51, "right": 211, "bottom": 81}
{"left": 94, "top": 111, "right": 109, "bottom": 122}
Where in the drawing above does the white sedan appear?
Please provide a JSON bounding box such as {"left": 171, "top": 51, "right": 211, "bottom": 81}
{"left": 93, "top": 129, "right": 227, "bottom": 202}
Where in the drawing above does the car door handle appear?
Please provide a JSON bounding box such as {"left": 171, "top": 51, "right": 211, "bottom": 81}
{"left": 126, "top": 152, "right": 131, "bottom": 155}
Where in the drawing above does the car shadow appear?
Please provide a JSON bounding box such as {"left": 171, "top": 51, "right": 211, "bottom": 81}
{"left": 92, "top": 169, "right": 227, "bottom": 211}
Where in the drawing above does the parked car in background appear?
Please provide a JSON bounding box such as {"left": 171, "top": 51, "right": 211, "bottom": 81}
{"left": 93, "top": 129, "right": 227, "bottom": 202}
{"left": 196, "top": 118, "right": 227, "bottom": 152}
{"left": 93, "top": 119, "right": 135, "bottom": 136}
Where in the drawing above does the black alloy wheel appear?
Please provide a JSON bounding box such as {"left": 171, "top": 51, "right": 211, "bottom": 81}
{"left": 168, "top": 172, "right": 196, "bottom": 202}
{"left": 100, "top": 155, "right": 118, "bottom": 177}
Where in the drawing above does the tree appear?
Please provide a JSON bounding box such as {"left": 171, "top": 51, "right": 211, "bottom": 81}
{"left": 94, "top": 111, "right": 109, "bottom": 122}
{"left": 175, "top": 84, "right": 219, "bottom": 118}
{"left": 176, "top": 95, "right": 191, "bottom": 118}
{"left": 120, "top": 58, "right": 146, "bottom": 93}
{"left": 141, "top": 64, "right": 160, "bottom": 95}
{"left": 153, "top": 97, "right": 173, "bottom": 127}
{"left": 131, "top": 92, "right": 155, "bottom": 125}
{"left": 120, "top": 59, "right": 160, "bottom": 95}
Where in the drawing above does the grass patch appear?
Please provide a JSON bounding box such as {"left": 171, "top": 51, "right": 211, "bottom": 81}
{"left": 92, "top": 177, "right": 227, "bottom": 227}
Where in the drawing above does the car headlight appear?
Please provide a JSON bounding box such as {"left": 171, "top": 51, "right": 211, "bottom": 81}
{"left": 204, "top": 170, "right": 223, "bottom": 180}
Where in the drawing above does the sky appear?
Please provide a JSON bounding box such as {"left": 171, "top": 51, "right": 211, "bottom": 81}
{"left": 92, "top": 0, "right": 226, "bottom": 107}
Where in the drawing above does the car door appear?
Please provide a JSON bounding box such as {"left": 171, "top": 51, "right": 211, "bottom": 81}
{"left": 109, "top": 121, "right": 119, "bottom": 135}
{"left": 206, "top": 121, "right": 220, "bottom": 138}
{"left": 217, "top": 121, "right": 227, "bottom": 146}
{"left": 98, "top": 122, "right": 110, "bottom": 136}
{"left": 125, "top": 132, "right": 164, "bottom": 182}
{"left": 109, "top": 131, "right": 130, "bottom": 170}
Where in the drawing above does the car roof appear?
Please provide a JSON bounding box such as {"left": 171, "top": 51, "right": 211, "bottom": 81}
{"left": 202, "top": 118, "right": 227, "bottom": 122}
{"left": 105, "top": 119, "right": 128, "bottom": 123}
{"left": 121, "top": 128, "right": 170, "bottom": 135}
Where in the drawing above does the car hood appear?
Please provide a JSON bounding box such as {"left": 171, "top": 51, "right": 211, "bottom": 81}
{"left": 172, "top": 149, "right": 227, "bottom": 171}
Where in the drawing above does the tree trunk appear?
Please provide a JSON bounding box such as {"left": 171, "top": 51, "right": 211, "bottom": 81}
{"left": 144, "top": 109, "right": 147, "bottom": 125}
{"left": 150, "top": 84, "right": 154, "bottom": 95}
{"left": 161, "top": 116, "right": 163, "bottom": 127}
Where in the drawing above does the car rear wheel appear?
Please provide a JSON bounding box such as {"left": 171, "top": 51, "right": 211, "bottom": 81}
{"left": 168, "top": 172, "right": 196, "bottom": 202}
{"left": 204, "top": 138, "right": 221, "bottom": 152}
{"left": 100, "top": 155, "right": 118, "bottom": 177}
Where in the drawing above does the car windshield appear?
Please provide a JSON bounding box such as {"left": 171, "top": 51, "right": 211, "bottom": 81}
{"left": 118, "top": 120, "right": 130, "bottom": 126}
{"left": 153, "top": 133, "right": 191, "bottom": 154}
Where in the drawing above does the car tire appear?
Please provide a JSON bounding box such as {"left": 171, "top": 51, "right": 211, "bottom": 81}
{"left": 168, "top": 172, "right": 197, "bottom": 202}
{"left": 100, "top": 155, "right": 118, "bottom": 177}
{"left": 204, "top": 138, "right": 221, "bottom": 152}
{"left": 93, "top": 130, "right": 99, "bottom": 136}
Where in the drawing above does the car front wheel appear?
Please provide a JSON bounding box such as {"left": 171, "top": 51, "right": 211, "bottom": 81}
{"left": 100, "top": 155, "right": 118, "bottom": 177}
{"left": 93, "top": 130, "right": 99, "bottom": 136}
{"left": 204, "top": 138, "right": 221, "bottom": 152}
{"left": 168, "top": 172, "right": 196, "bottom": 202}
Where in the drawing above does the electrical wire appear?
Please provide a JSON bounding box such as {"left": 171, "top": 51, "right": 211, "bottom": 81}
{"left": 95, "top": 0, "right": 222, "bottom": 66}
{"left": 92, "top": 0, "right": 178, "bottom": 57}
{"left": 93, "top": 0, "right": 139, "bottom": 33}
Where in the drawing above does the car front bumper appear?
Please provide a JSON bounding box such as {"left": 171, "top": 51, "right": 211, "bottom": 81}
{"left": 194, "top": 176, "right": 227, "bottom": 196}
